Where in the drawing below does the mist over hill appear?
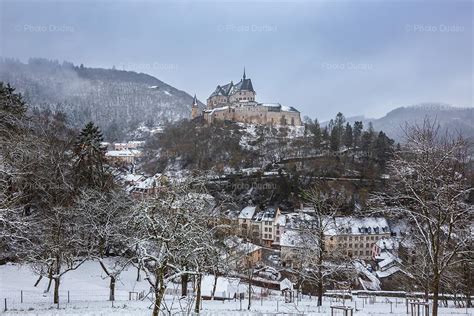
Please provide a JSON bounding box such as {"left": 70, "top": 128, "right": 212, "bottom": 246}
{"left": 0, "top": 58, "right": 203, "bottom": 140}
{"left": 336, "top": 104, "right": 474, "bottom": 142}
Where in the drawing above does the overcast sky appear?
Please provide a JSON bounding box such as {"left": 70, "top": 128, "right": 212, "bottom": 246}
{"left": 0, "top": 0, "right": 472, "bottom": 120}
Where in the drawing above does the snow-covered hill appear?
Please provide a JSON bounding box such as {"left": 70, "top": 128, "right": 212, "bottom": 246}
{"left": 329, "top": 104, "right": 474, "bottom": 142}
{"left": 0, "top": 58, "right": 204, "bottom": 138}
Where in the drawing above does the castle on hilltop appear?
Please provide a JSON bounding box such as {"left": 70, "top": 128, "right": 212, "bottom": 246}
{"left": 192, "top": 69, "right": 302, "bottom": 126}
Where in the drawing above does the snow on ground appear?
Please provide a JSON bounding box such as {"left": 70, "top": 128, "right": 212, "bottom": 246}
{"left": 1, "top": 261, "right": 472, "bottom": 315}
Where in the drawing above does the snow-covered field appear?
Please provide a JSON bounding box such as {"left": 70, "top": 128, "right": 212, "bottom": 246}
{"left": 0, "top": 261, "right": 472, "bottom": 315}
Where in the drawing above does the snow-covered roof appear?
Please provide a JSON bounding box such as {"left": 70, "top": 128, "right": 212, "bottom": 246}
{"left": 224, "top": 237, "right": 261, "bottom": 255}
{"left": 121, "top": 174, "right": 145, "bottom": 183}
{"left": 203, "top": 106, "right": 229, "bottom": 115}
{"left": 106, "top": 150, "right": 136, "bottom": 157}
{"left": 252, "top": 207, "right": 279, "bottom": 222}
{"left": 258, "top": 103, "right": 299, "bottom": 113}
{"left": 280, "top": 230, "right": 304, "bottom": 247}
{"left": 376, "top": 252, "right": 401, "bottom": 270}
{"left": 283, "top": 212, "right": 316, "bottom": 230}
{"left": 325, "top": 217, "right": 390, "bottom": 236}
{"left": 280, "top": 278, "right": 293, "bottom": 291}
{"left": 238, "top": 206, "right": 256, "bottom": 219}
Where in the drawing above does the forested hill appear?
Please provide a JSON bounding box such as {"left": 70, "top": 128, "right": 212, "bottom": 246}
{"left": 340, "top": 104, "right": 474, "bottom": 142}
{"left": 0, "top": 58, "right": 203, "bottom": 138}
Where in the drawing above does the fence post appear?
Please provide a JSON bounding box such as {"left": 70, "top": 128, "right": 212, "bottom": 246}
{"left": 4, "top": 298, "right": 7, "bottom": 312}
{"left": 21, "top": 290, "right": 23, "bottom": 303}
{"left": 68, "top": 290, "right": 70, "bottom": 303}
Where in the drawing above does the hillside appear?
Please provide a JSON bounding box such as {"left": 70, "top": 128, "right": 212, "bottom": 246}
{"left": 0, "top": 58, "right": 204, "bottom": 140}
{"left": 340, "top": 104, "right": 474, "bottom": 141}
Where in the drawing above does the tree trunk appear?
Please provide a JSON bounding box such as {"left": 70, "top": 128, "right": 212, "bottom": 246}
{"left": 211, "top": 272, "right": 218, "bottom": 300}
{"left": 194, "top": 274, "right": 202, "bottom": 314}
{"left": 317, "top": 231, "right": 324, "bottom": 306}
{"left": 136, "top": 263, "right": 141, "bottom": 282}
{"left": 53, "top": 277, "right": 60, "bottom": 304}
{"left": 45, "top": 267, "right": 53, "bottom": 293}
{"left": 432, "top": 273, "right": 440, "bottom": 316}
{"left": 152, "top": 268, "right": 166, "bottom": 316}
{"left": 109, "top": 276, "right": 116, "bottom": 301}
{"left": 248, "top": 275, "right": 252, "bottom": 310}
{"left": 53, "top": 258, "right": 61, "bottom": 304}
{"left": 181, "top": 273, "right": 188, "bottom": 297}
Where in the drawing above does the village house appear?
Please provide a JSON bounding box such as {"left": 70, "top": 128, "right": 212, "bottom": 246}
{"left": 192, "top": 70, "right": 302, "bottom": 126}
{"left": 324, "top": 217, "right": 391, "bottom": 260}
{"left": 113, "top": 141, "right": 146, "bottom": 151}
{"left": 225, "top": 237, "right": 263, "bottom": 266}
{"left": 127, "top": 175, "right": 165, "bottom": 199}
{"left": 105, "top": 149, "right": 142, "bottom": 165}
{"left": 237, "top": 206, "right": 281, "bottom": 247}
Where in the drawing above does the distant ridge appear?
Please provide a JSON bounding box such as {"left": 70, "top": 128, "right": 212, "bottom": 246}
{"left": 324, "top": 103, "right": 474, "bottom": 142}
{"left": 0, "top": 57, "right": 204, "bottom": 139}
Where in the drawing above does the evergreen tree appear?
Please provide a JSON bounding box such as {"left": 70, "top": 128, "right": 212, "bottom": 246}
{"left": 374, "top": 131, "right": 394, "bottom": 168}
{"left": 321, "top": 127, "right": 330, "bottom": 149}
{"left": 343, "top": 122, "right": 353, "bottom": 148}
{"left": 330, "top": 127, "right": 340, "bottom": 152}
{"left": 73, "top": 122, "right": 112, "bottom": 191}
{"left": 353, "top": 121, "right": 363, "bottom": 150}
{"left": 360, "top": 122, "right": 376, "bottom": 158}
{"left": 310, "top": 118, "right": 322, "bottom": 148}
{"left": 0, "top": 82, "right": 27, "bottom": 138}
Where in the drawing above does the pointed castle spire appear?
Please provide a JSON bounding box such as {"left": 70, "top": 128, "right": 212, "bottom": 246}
{"left": 192, "top": 94, "right": 198, "bottom": 106}
{"left": 243, "top": 67, "right": 246, "bottom": 80}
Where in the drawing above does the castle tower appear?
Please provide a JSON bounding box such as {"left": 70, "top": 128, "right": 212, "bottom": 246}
{"left": 191, "top": 94, "right": 199, "bottom": 119}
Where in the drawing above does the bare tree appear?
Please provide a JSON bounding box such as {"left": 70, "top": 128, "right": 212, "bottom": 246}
{"left": 292, "top": 184, "right": 350, "bottom": 306}
{"left": 372, "top": 119, "right": 473, "bottom": 316}
{"left": 75, "top": 189, "right": 134, "bottom": 301}
{"left": 127, "top": 181, "right": 216, "bottom": 316}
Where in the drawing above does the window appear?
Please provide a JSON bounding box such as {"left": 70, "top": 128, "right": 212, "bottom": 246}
{"left": 269, "top": 228, "right": 272, "bottom": 232}
{"left": 366, "top": 243, "right": 370, "bottom": 248}
{"left": 349, "top": 237, "right": 352, "bottom": 241}
{"left": 349, "top": 243, "right": 352, "bottom": 248}
{"left": 355, "top": 236, "right": 358, "bottom": 241}
{"left": 355, "top": 244, "right": 358, "bottom": 248}
{"left": 264, "top": 227, "right": 268, "bottom": 232}
{"left": 366, "top": 251, "right": 370, "bottom": 255}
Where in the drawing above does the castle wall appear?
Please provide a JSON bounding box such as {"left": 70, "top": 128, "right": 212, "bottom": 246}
{"left": 204, "top": 105, "right": 302, "bottom": 126}
{"left": 229, "top": 91, "right": 256, "bottom": 103}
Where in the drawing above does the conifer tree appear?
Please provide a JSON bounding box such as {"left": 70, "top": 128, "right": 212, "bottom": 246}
{"left": 73, "top": 122, "right": 112, "bottom": 191}
{"left": 343, "top": 122, "right": 353, "bottom": 148}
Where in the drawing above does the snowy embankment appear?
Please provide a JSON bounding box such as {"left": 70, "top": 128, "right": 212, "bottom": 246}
{"left": 1, "top": 261, "right": 472, "bottom": 315}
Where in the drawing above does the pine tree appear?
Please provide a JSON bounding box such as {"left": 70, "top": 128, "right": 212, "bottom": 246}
{"left": 310, "top": 118, "right": 322, "bottom": 148}
{"left": 0, "top": 82, "right": 27, "bottom": 139}
{"left": 374, "top": 131, "right": 394, "bottom": 168}
{"left": 330, "top": 128, "right": 340, "bottom": 152}
{"left": 73, "top": 122, "right": 112, "bottom": 191}
{"left": 343, "top": 122, "right": 353, "bottom": 148}
{"left": 353, "top": 121, "right": 363, "bottom": 150}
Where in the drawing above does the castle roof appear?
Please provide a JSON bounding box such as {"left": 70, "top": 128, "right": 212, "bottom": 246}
{"left": 259, "top": 103, "right": 299, "bottom": 113}
{"left": 209, "top": 70, "right": 255, "bottom": 99}
{"left": 232, "top": 78, "right": 254, "bottom": 93}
